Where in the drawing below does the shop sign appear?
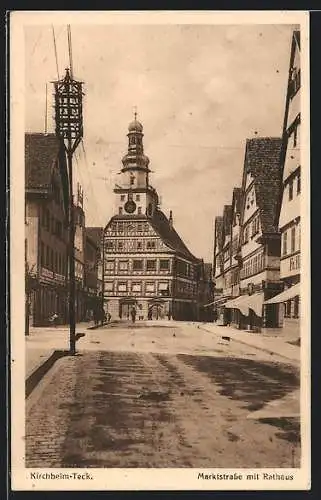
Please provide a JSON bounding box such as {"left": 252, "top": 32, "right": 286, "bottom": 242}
{"left": 41, "top": 267, "right": 54, "bottom": 279}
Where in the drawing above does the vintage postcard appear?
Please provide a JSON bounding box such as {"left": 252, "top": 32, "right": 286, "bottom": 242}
{"left": 10, "top": 10, "right": 310, "bottom": 491}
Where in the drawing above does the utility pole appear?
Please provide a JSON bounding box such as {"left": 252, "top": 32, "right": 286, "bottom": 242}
{"left": 100, "top": 227, "right": 105, "bottom": 326}
{"left": 53, "top": 68, "right": 84, "bottom": 355}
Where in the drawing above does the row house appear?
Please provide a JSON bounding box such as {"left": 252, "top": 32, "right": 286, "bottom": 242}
{"left": 264, "top": 30, "right": 301, "bottom": 337}
{"left": 25, "top": 133, "right": 69, "bottom": 326}
{"left": 84, "top": 229, "right": 101, "bottom": 319}
{"left": 213, "top": 137, "right": 284, "bottom": 332}
{"left": 25, "top": 133, "right": 101, "bottom": 327}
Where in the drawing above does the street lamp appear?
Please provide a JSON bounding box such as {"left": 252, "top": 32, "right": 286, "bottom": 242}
{"left": 53, "top": 68, "right": 84, "bottom": 355}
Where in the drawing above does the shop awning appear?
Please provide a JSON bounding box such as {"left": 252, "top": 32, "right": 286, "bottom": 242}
{"left": 203, "top": 296, "right": 231, "bottom": 308}
{"left": 225, "top": 293, "right": 264, "bottom": 317}
{"left": 264, "top": 283, "right": 300, "bottom": 305}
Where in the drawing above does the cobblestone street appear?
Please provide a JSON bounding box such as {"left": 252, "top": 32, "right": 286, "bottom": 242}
{"left": 26, "top": 323, "right": 300, "bottom": 468}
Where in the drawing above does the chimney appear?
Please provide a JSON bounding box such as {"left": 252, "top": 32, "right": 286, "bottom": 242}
{"left": 169, "top": 210, "right": 173, "bottom": 230}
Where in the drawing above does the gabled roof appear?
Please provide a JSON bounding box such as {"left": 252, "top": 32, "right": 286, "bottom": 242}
{"left": 232, "top": 187, "right": 242, "bottom": 215}
{"left": 108, "top": 211, "right": 198, "bottom": 261}
{"left": 214, "top": 216, "right": 224, "bottom": 251}
{"left": 150, "top": 209, "right": 198, "bottom": 261}
{"left": 223, "top": 205, "right": 232, "bottom": 239}
{"left": 243, "top": 137, "right": 282, "bottom": 233}
{"left": 25, "top": 133, "right": 63, "bottom": 190}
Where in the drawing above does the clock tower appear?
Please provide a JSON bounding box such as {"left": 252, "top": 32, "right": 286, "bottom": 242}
{"left": 114, "top": 114, "right": 159, "bottom": 217}
{"left": 103, "top": 115, "right": 201, "bottom": 323}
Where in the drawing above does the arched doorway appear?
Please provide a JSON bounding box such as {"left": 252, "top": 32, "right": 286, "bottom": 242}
{"left": 119, "top": 298, "right": 137, "bottom": 320}
{"left": 147, "top": 299, "right": 167, "bottom": 320}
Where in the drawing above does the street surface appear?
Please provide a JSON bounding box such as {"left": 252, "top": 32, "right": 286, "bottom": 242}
{"left": 26, "top": 321, "right": 300, "bottom": 468}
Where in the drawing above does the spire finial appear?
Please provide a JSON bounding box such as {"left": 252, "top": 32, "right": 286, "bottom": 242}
{"left": 134, "top": 105, "right": 137, "bottom": 121}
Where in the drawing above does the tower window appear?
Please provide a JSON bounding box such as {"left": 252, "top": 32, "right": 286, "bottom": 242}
{"left": 138, "top": 207, "right": 142, "bottom": 214}
{"left": 121, "top": 195, "right": 125, "bottom": 201}
{"left": 119, "top": 207, "right": 123, "bottom": 215}
{"left": 130, "top": 174, "right": 135, "bottom": 186}
{"left": 137, "top": 241, "right": 142, "bottom": 250}
{"left": 136, "top": 195, "right": 140, "bottom": 201}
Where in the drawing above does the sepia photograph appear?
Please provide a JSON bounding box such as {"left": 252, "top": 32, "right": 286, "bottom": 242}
{"left": 10, "top": 10, "right": 310, "bottom": 491}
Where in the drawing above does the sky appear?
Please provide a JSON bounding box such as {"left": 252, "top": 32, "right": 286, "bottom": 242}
{"left": 25, "top": 22, "right": 297, "bottom": 262}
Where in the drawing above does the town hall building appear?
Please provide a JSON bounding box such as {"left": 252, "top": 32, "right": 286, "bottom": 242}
{"left": 102, "top": 116, "right": 202, "bottom": 321}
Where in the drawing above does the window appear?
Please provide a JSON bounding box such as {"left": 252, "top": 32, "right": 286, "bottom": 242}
{"left": 106, "top": 240, "right": 113, "bottom": 250}
{"left": 146, "top": 259, "right": 156, "bottom": 271}
{"left": 283, "top": 231, "right": 288, "bottom": 256}
{"left": 159, "top": 259, "right": 170, "bottom": 271}
{"left": 137, "top": 223, "right": 142, "bottom": 232}
{"left": 285, "top": 299, "right": 292, "bottom": 317}
{"left": 243, "top": 225, "right": 249, "bottom": 244}
{"left": 297, "top": 172, "right": 301, "bottom": 194}
{"left": 289, "top": 180, "right": 293, "bottom": 201}
{"left": 119, "top": 207, "right": 123, "bottom": 215}
{"left": 291, "top": 227, "right": 296, "bottom": 253}
{"left": 117, "top": 222, "right": 124, "bottom": 233}
{"left": 146, "top": 240, "right": 156, "bottom": 250}
{"left": 159, "top": 282, "right": 169, "bottom": 296}
{"left": 118, "top": 241, "right": 123, "bottom": 250}
{"left": 146, "top": 282, "right": 155, "bottom": 293}
{"left": 137, "top": 207, "right": 142, "bottom": 214}
{"left": 133, "top": 259, "right": 143, "bottom": 271}
{"left": 105, "top": 260, "right": 115, "bottom": 271}
{"left": 56, "top": 220, "right": 62, "bottom": 238}
{"left": 137, "top": 241, "right": 142, "bottom": 250}
{"left": 136, "top": 195, "right": 140, "bottom": 201}
{"left": 105, "top": 281, "right": 113, "bottom": 292}
{"left": 118, "top": 282, "right": 127, "bottom": 292}
{"left": 132, "top": 282, "right": 142, "bottom": 293}
{"left": 120, "top": 195, "right": 125, "bottom": 201}
{"left": 118, "top": 260, "right": 128, "bottom": 271}
{"left": 130, "top": 174, "right": 135, "bottom": 185}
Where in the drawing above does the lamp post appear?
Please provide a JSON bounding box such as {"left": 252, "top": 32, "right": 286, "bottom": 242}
{"left": 53, "top": 68, "right": 84, "bottom": 355}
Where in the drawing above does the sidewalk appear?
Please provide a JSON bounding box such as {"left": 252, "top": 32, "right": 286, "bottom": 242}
{"left": 26, "top": 322, "right": 92, "bottom": 379}
{"left": 198, "top": 322, "right": 300, "bottom": 364}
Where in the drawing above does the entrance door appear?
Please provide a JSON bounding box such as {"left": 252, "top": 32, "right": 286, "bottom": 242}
{"left": 120, "top": 302, "right": 135, "bottom": 319}
{"left": 149, "top": 304, "right": 164, "bottom": 320}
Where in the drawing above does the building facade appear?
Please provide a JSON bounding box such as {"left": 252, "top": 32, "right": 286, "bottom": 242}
{"left": 265, "top": 30, "right": 301, "bottom": 337}
{"left": 213, "top": 138, "right": 284, "bottom": 332}
{"left": 25, "top": 133, "right": 69, "bottom": 326}
{"left": 74, "top": 195, "right": 86, "bottom": 322}
{"left": 103, "top": 118, "right": 201, "bottom": 321}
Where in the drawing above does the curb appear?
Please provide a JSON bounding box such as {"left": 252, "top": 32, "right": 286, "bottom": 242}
{"left": 199, "top": 326, "right": 300, "bottom": 365}
{"left": 26, "top": 350, "right": 68, "bottom": 398}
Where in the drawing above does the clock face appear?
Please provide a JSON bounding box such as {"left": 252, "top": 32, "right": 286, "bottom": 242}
{"left": 124, "top": 200, "right": 136, "bottom": 214}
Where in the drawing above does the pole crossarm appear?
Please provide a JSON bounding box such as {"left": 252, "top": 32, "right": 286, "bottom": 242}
{"left": 52, "top": 67, "right": 85, "bottom": 355}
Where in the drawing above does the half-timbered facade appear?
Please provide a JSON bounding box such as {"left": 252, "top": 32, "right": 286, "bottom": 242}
{"left": 25, "top": 133, "right": 69, "bottom": 326}
{"left": 224, "top": 137, "right": 284, "bottom": 331}
{"left": 265, "top": 30, "right": 301, "bottom": 337}
{"left": 103, "top": 118, "right": 200, "bottom": 321}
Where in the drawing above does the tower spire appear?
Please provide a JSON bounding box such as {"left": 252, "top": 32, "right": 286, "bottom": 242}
{"left": 134, "top": 105, "right": 137, "bottom": 121}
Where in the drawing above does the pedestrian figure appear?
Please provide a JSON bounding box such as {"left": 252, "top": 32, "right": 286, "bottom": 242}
{"left": 107, "top": 312, "right": 111, "bottom": 323}
{"left": 49, "top": 312, "right": 59, "bottom": 327}
{"left": 131, "top": 307, "right": 137, "bottom": 324}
